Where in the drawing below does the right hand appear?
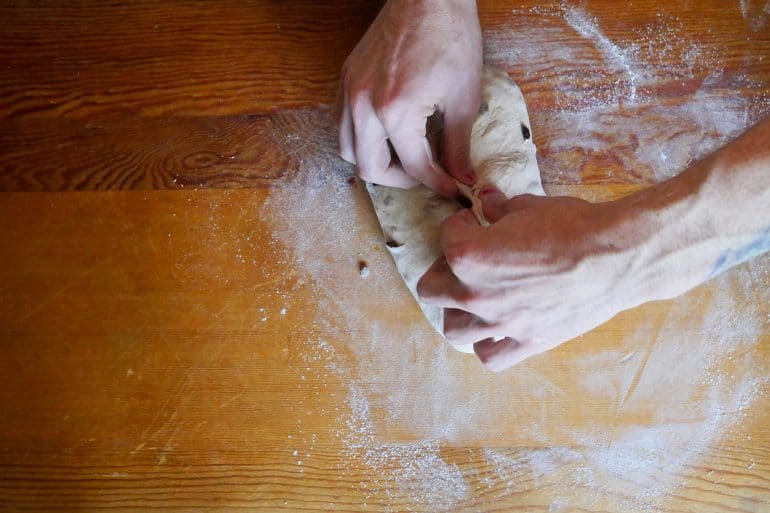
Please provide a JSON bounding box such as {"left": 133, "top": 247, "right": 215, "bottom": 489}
{"left": 417, "top": 187, "right": 648, "bottom": 371}
{"left": 337, "top": 0, "right": 483, "bottom": 197}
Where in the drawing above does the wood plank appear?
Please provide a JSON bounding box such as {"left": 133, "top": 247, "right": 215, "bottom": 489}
{"left": 0, "top": 0, "right": 767, "bottom": 120}
{"left": 1, "top": 1, "right": 768, "bottom": 191}
{"left": 0, "top": 0, "right": 380, "bottom": 119}
{"left": 0, "top": 112, "right": 339, "bottom": 191}
{"left": 0, "top": 188, "right": 768, "bottom": 511}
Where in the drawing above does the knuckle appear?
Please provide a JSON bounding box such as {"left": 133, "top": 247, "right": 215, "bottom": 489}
{"left": 443, "top": 308, "right": 490, "bottom": 345}
{"left": 454, "top": 287, "right": 481, "bottom": 309}
{"left": 376, "top": 102, "right": 404, "bottom": 131}
{"left": 474, "top": 346, "right": 497, "bottom": 369}
{"left": 443, "top": 242, "right": 468, "bottom": 269}
{"left": 443, "top": 324, "right": 469, "bottom": 344}
{"left": 444, "top": 242, "right": 478, "bottom": 279}
{"left": 415, "top": 275, "right": 432, "bottom": 299}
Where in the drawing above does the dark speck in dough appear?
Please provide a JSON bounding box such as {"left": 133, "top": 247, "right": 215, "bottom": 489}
{"left": 479, "top": 102, "right": 489, "bottom": 115}
{"left": 385, "top": 239, "right": 403, "bottom": 249}
{"left": 521, "top": 123, "right": 531, "bottom": 140}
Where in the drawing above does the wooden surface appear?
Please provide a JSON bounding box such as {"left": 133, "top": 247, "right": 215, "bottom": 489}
{"left": 0, "top": 1, "right": 769, "bottom": 512}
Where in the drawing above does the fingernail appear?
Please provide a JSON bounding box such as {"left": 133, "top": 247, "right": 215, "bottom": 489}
{"left": 479, "top": 186, "right": 500, "bottom": 197}
{"left": 462, "top": 170, "right": 476, "bottom": 185}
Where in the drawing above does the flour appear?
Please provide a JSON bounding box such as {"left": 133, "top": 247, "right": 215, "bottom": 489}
{"left": 562, "top": 7, "right": 640, "bottom": 103}
{"left": 261, "top": 4, "right": 769, "bottom": 509}
{"left": 740, "top": 0, "right": 770, "bottom": 31}
{"left": 488, "top": 3, "right": 768, "bottom": 182}
{"left": 552, "top": 259, "right": 769, "bottom": 511}
{"left": 262, "top": 125, "right": 476, "bottom": 509}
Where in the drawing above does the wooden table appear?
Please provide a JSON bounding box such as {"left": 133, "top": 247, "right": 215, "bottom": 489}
{"left": 1, "top": 1, "right": 768, "bottom": 511}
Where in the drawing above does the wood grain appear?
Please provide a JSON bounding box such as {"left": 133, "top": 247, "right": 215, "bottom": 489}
{"left": 0, "top": 189, "right": 768, "bottom": 512}
{"left": 0, "top": 0, "right": 768, "bottom": 191}
{"left": 1, "top": 1, "right": 769, "bottom": 512}
{"left": 0, "top": 1, "right": 380, "bottom": 119}
{"left": 0, "top": 112, "right": 339, "bottom": 191}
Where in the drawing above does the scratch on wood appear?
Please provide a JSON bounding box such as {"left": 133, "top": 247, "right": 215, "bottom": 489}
{"left": 619, "top": 334, "right": 659, "bottom": 408}
{"left": 17, "top": 262, "right": 102, "bottom": 322}
{"left": 153, "top": 454, "right": 167, "bottom": 471}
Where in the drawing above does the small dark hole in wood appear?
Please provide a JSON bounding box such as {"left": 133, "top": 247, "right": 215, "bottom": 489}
{"left": 521, "top": 123, "right": 531, "bottom": 140}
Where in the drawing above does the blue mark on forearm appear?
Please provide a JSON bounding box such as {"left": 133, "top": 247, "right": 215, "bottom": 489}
{"left": 710, "top": 227, "right": 770, "bottom": 278}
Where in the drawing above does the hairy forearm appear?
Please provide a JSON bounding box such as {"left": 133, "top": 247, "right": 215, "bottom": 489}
{"left": 609, "top": 117, "right": 770, "bottom": 307}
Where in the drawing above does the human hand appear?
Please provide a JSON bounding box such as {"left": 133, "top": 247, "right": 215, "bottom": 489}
{"left": 416, "top": 187, "right": 644, "bottom": 371}
{"left": 337, "top": 0, "right": 482, "bottom": 197}
{"left": 418, "top": 115, "right": 770, "bottom": 371}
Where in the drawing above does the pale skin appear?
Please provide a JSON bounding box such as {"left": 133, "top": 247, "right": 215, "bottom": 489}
{"left": 339, "top": 0, "right": 770, "bottom": 371}
{"left": 338, "top": 0, "right": 482, "bottom": 197}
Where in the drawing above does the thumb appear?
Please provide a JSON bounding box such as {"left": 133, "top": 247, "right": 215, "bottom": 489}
{"left": 480, "top": 187, "right": 543, "bottom": 223}
{"left": 479, "top": 186, "right": 509, "bottom": 223}
{"left": 441, "top": 106, "right": 477, "bottom": 186}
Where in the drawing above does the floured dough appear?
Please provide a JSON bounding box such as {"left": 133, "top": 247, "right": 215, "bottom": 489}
{"left": 367, "top": 66, "right": 545, "bottom": 352}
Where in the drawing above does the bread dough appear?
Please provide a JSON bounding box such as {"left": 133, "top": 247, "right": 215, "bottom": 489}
{"left": 366, "top": 66, "right": 544, "bottom": 352}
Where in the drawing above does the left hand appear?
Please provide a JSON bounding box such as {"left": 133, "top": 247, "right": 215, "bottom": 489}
{"left": 337, "top": 0, "right": 482, "bottom": 196}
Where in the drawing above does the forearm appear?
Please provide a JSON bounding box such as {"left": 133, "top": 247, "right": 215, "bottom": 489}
{"left": 610, "top": 116, "right": 770, "bottom": 307}
{"left": 382, "top": 0, "right": 478, "bottom": 24}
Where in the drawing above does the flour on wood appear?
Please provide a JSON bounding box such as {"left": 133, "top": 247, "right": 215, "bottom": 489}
{"left": 366, "top": 66, "right": 544, "bottom": 352}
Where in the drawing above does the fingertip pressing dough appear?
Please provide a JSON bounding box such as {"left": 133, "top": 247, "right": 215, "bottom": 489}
{"left": 366, "top": 65, "right": 545, "bottom": 353}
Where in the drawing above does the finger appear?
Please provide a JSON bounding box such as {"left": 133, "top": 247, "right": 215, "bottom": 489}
{"left": 441, "top": 208, "right": 481, "bottom": 250}
{"left": 351, "top": 99, "right": 419, "bottom": 188}
{"left": 480, "top": 187, "right": 543, "bottom": 223}
{"left": 474, "top": 338, "right": 540, "bottom": 372}
{"left": 389, "top": 129, "right": 458, "bottom": 198}
{"left": 367, "top": 164, "right": 421, "bottom": 188}
{"left": 417, "top": 256, "right": 475, "bottom": 308}
{"left": 439, "top": 209, "right": 487, "bottom": 282}
{"left": 442, "top": 103, "right": 478, "bottom": 185}
{"left": 338, "top": 90, "right": 356, "bottom": 164}
{"left": 479, "top": 186, "right": 508, "bottom": 223}
{"left": 351, "top": 97, "right": 389, "bottom": 176}
{"left": 443, "top": 308, "right": 501, "bottom": 346}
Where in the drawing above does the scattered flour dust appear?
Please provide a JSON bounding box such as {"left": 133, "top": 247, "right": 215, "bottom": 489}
{"left": 261, "top": 3, "right": 770, "bottom": 511}
{"left": 740, "top": 0, "right": 770, "bottom": 31}
{"left": 263, "top": 122, "right": 477, "bottom": 511}
{"left": 488, "top": 2, "right": 769, "bottom": 182}
{"left": 263, "top": 127, "right": 769, "bottom": 511}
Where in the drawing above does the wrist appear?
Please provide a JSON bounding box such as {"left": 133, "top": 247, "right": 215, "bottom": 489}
{"left": 386, "top": 0, "right": 477, "bottom": 15}
{"left": 600, "top": 177, "right": 725, "bottom": 309}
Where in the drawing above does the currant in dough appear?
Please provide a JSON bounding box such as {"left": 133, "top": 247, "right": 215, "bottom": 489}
{"left": 366, "top": 65, "right": 545, "bottom": 353}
